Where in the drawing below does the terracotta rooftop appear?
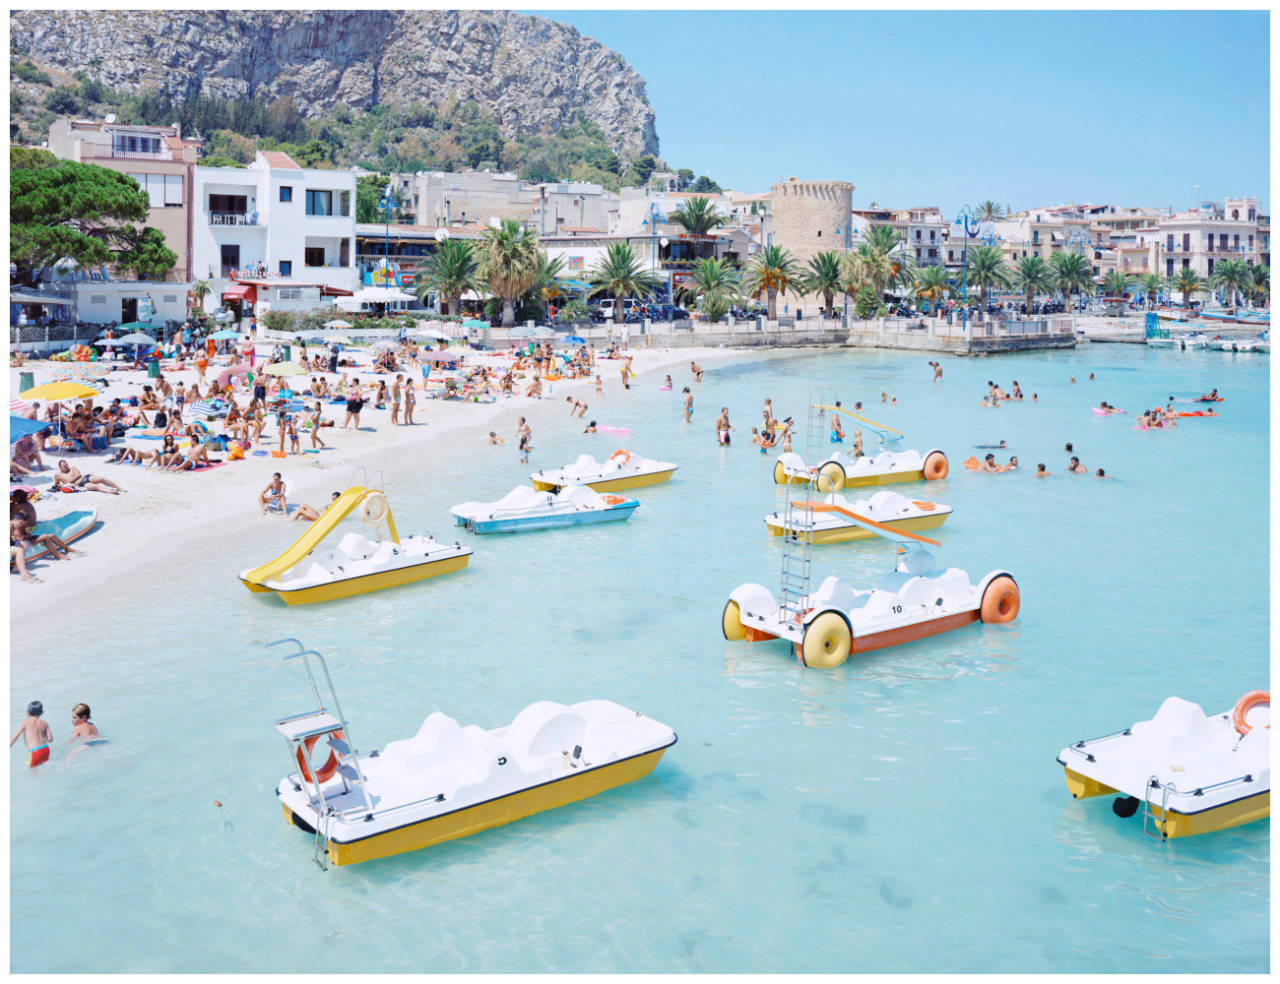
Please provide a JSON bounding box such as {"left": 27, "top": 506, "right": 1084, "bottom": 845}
{"left": 260, "top": 151, "right": 301, "bottom": 170}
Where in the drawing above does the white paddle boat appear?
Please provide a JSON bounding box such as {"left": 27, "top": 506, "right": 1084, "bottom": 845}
{"left": 765, "top": 490, "right": 952, "bottom": 544}
{"left": 1057, "top": 691, "right": 1270, "bottom": 840}
{"left": 270, "top": 640, "right": 677, "bottom": 867}
{"left": 531, "top": 450, "right": 677, "bottom": 493}
{"left": 451, "top": 485, "right": 639, "bottom": 534}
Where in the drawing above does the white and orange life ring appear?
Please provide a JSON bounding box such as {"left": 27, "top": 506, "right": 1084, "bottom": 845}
{"left": 296, "top": 729, "right": 345, "bottom": 784}
{"left": 608, "top": 449, "right": 631, "bottom": 466}
{"left": 1231, "top": 690, "right": 1269, "bottom": 735}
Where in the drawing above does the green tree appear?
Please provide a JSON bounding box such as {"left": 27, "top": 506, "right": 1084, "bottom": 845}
{"left": 1139, "top": 271, "right": 1164, "bottom": 308}
{"left": 356, "top": 175, "right": 397, "bottom": 224}
{"left": 1048, "top": 251, "right": 1095, "bottom": 312}
{"left": 1011, "top": 255, "right": 1055, "bottom": 312}
{"left": 965, "top": 244, "right": 1011, "bottom": 310}
{"left": 676, "top": 167, "right": 694, "bottom": 189}
{"left": 744, "top": 244, "right": 800, "bottom": 320}
{"left": 476, "top": 219, "right": 539, "bottom": 327}
{"left": 910, "top": 265, "right": 953, "bottom": 314}
{"left": 854, "top": 285, "right": 879, "bottom": 319}
{"left": 191, "top": 278, "right": 212, "bottom": 313}
{"left": 676, "top": 257, "right": 739, "bottom": 323}
{"left": 413, "top": 238, "right": 477, "bottom": 315}
{"left": 199, "top": 154, "right": 244, "bottom": 169}
{"left": 861, "top": 225, "right": 915, "bottom": 291}
{"left": 631, "top": 155, "right": 658, "bottom": 185}
{"left": 42, "top": 87, "right": 80, "bottom": 114}
{"left": 530, "top": 251, "right": 568, "bottom": 318}
{"left": 976, "top": 200, "right": 1003, "bottom": 222}
{"left": 803, "top": 251, "right": 844, "bottom": 317}
{"left": 1171, "top": 267, "right": 1203, "bottom": 306}
{"left": 668, "top": 196, "right": 726, "bottom": 237}
{"left": 1100, "top": 269, "right": 1134, "bottom": 298}
{"left": 10, "top": 150, "right": 176, "bottom": 283}
{"left": 1211, "top": 257, "right": 1251, "bottom": 307}
{"left": 587, "top": 241, "right": 660, "bottom": 324}
{"left": 690, "top": 175, "right": 722, "bottom": 194}
{"left": 1249, "top": 264, "right": 1270, "bottom": 304}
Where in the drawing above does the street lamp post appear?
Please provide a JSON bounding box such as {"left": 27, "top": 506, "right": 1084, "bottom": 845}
{"left": 379, "top": 183, "right": 399, "bottom": 305}
{"left": 955, "top": 205, "right": 977, "bottom": 335}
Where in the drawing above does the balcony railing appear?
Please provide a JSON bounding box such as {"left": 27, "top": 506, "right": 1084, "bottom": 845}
{"left": 83, "top": 144, "right": 175, "bottom": 162}
{"left": 209, "top": 212, "right": 261, "bottom": 227}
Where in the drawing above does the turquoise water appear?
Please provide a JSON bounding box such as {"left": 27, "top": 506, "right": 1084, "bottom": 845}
{"left": 11, "top": 344, "right": 1269, "bottom": 972}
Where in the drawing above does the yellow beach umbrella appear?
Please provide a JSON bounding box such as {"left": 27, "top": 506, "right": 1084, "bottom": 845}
{"left": 260, "top": 361, "right": 309, "bottom": 376}
{"left": 18, "top": 382, "right": 99, "bottom": 401}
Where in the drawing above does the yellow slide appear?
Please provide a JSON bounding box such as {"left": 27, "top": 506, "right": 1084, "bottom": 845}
{"left": 240, "top": 486, "right": 367, "bottom": 591}
{"left": 816, "top": 404, "right": 902, "bottom": 436}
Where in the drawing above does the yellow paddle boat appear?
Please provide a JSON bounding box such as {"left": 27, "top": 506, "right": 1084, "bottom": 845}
{"left": 531, "top": 451, "right": 677, "bottom": 493}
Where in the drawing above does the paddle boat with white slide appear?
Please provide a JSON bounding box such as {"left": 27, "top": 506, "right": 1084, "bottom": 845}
{"left": 240, "top": 475, "right": 470, "bottom": 604}
{"left": 724, "top": 508, "right": 1017, "bottom": 668}
{"left": 530, "top": 450, "right": 677, "bottom": 493}
{"left": 451, "top": 484, "right": 639, "bottom": 534}
{"left": 270, "top": 639, "right": 677, "bottom": 868}
{"left": 771, "top": 405, "right": 947, "bottom": 491}
{"left": 764, "top": 489, "right": 952, "bottom": 544}
{"left": 1057, "top": 691, "right": 1269, "bottom": 840}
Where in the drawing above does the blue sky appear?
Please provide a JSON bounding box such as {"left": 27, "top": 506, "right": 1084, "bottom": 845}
{"left": 542, "top": 10, "right": 1269, "bottom": 214}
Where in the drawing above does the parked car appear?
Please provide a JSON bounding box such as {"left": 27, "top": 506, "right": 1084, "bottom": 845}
{"left": 656, "top": 304, "right": 690, "bottom": 321}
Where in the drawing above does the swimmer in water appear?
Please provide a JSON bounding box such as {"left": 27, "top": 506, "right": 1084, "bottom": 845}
{"left": 1096, "top": 468, "right": 1112, "bottom": 479}
{"left": 10, "top": 701, "right": 52, "bottom": 767}
{"left": 929, "top": 360, "right": 942, "bottom": 381}
{"left": 715, "top": 407, "right": 734, "bottom": 446}
{"left": 583, "top": 420, "right": 597, "bottom": 434}
{"left": 1035, "top": 462, "right": 1050, "bottom": 477}
{"left": 1068, "top": 455, "right": 1087, "bottom": 474}
{"left": 68, "top": 703, "right": 100, "bottom": 747}
{"left": 980, "top": 453, "right": 1001, "bottom": 473}
{"left": 682, "top": 387, "right": 693, "bottom": 423}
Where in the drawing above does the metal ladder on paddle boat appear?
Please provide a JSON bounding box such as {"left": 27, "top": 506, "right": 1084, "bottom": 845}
{"left": 269, "top": 638, "right": 375, "bottom": 870}
{"left": 774, "top": 389, "right": 834, "bottom": 633}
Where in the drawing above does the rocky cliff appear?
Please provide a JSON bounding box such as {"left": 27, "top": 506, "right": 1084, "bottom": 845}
{"left": 10, "top": 9, "right": 658, "bottom": 158}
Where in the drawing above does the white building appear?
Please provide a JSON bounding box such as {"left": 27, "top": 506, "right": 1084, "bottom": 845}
{"left": 191, "top": 151, "right": 357, "bottom": 314}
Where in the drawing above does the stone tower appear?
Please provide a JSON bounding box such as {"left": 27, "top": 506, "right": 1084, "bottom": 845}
{"left": 768, "top": 178, "right": 854, "bottom": 312}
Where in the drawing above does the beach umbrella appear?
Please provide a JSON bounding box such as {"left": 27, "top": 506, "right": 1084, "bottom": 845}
{"left": 417, "top": 351, "right": 459, "bottom": 363}
{"left": 414, "top": 327, "right": 452, "bottom": 341}
{"left": 371, "top": 340, "right": 397, "bottom": 351}
{"left": 260, "top": 361, "right": 308, "bottom": 376}
{"left": 564, "top": 335, "right": 587, "bottom": 345}
{"left": 11, "top": 398, "right": 30, "bottom": 414}
{"left": 324, "top": 319, "right": 353, "bottom": 329}
{"left": 327, "top": 335, "right": 354, "bottom": 346}
{"left": 9, "top": 416, "right": 49, "bottom": 444}
{"left": 214, "top": 365, "right": 251, "bottom": 388}
{"left": 185, "top": 399, "right": 221, "bottom": 421}
{"left": 114, "top": 321, "right": 158, "bottom": 334}
{"left": 101, "top": 331, "right": 158, "bottom": 347}
{"left": 208, "top": 329, "right": 243, "bottom": 341}
{"left": 19, "top": 382, "right": 98, "bottom": 401}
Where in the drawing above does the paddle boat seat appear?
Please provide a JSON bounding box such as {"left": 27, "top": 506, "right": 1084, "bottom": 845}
{"left": 808, "top": 576, "right": 860, "bottom": 615}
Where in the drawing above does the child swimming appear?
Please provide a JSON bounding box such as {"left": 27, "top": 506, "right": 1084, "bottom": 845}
{"left": 10, "top": 701, "right": 52, "bottom": 767}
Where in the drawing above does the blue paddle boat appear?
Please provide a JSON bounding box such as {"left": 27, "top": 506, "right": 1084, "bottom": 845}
{"left": 451, "top": 485, "right": 638, "bottom": 534}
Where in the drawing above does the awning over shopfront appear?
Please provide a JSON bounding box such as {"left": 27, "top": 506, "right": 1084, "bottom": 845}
{"left": 223, "top": 283, "right": 257, "bottom": 303}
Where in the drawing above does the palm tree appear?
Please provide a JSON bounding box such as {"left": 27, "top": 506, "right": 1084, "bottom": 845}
{"left": 1212, "top": 258, "right": 1251, "bottom": 307}
{"left": 854, "top": 243, "right": 894, "bottom": 302}
{"left": 1139, "top": 271, "right": 1163, "bottom": 308}
{"left": 744, "top": 244, "right": 800, "bottom": 320}
{"left": 861, "top": 224, "right": 915, "bottom": 293}
{"left": 413, "top": 238, "right": 477, "bottom": 316}
{"left": 976, "top": 200, "right": 1003, "bottom": 222}
{"left": 966, "top": 244, "right": 1011, "bottom": 310}
{"left": 668, "top": 196, "right": 726, "bottom": 237}
{"left": 191, "top": 278, "right": 212, "bottom": 313}
{"left": 1011, "top": 255, "right": 1055, "bottom": 313}
{"left": 676, "top": 257, "right": 739, "bottom": 323}
{"left": 531, "top": 252, "right": 567, "bottom": 317}
{"left": 587, "top": 242, "right": 660, "bottom": 323}
{"left": 1249, "top": 264, "right": 1270, "bottom": 305}
{"left": 1100, "top": 269, "right": 1134, "bottom": 298}
{"left": 803, "top": 251, "right": 844, "bottom": 317}
{"left": 1171, "top": 267, "right": 1203, "bottom": 307}
{"left": 476, "top": 219, "right": 539, "bottom": 327}
{"left": 910, "top": 265, "right": 953, "bottom": 314}
{"left": 1048, "top": 251, "right": 1095, "bottom": 313}
{"left": 839, "top": 251, "right": 870, "bottom": 313}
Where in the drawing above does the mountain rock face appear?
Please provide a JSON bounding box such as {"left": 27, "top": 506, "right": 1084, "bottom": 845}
{"left": 10, "top": 9, "right": 659, "bottom": 157}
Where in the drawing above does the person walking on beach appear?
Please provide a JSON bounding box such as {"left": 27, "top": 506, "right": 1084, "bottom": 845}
{"left": 342, "top": 381, "right": 363, "bottom": 429}
{"left": 621, "top": 356, "right": 633, "bottom": 390}
{"left": 391, "top": 375, "right": 403, "bottom": 426}
{"left": 403, "top": 378, "right": 417, "bottom": 425}
{"left": 683, "top": 387, "right": 693, "bottom": 423}
{"left": 307, "top": 403, "right": 327, "bottom": 451}
{"left": 11, "top": 701, "right": 52, "bottom": 768}
{"left": 715, "top": 408, "right": 734, "bottom": 446}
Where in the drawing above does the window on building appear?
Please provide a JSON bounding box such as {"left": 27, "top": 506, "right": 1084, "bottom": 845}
{"left": 339, "top": 191, "right": 351, "bottom": 217}
{"left": 1208, "top": 258, "right": 1215, "bottom": 275}
{"left": 164, "top": 174, "right": 183, "bottom": 206}
{"left": 113, "top": 133, "right": 161, "bottom": 155}
{"left": 1182, "top": 233, "right": 1190, "bottom": 250}
{"left": 279, "top": 260, "right": 292, "bottom": 276}
{"left": 948, "top": 250, "right": 954, "bottom": 262}
{"left": 1234, "top": 234, "right": 1240, "bottom": 250}
{"left": 305, "top": 247, "right": 326, "bottom": 267}
{"left": 339, "top": 239, "right": 350, "bottom": 266}
{"left": 1167, "top": 234, "right": 1174, "bottom": 250}
{"left": 208, "top": 194, "right": 248, "bottom": 214}
{"left": 928, "top": 248, "right": 937, "bottom": 258}
{"left": 305, "top": 190, "right": 333, "bottom": 216}
{"left": 1249, "top": 234, "right": 1254, "bottom": 249}
{"left": 128, "top": 172, "right": 181, "bottom": 208}
{"left": 1249, "top": 208, "right": 1256, "bottom": 221}
{"left": 1232, "top": 209, "right": 1239, "bottom": 219}
{"left": 930, "top": 230, "right": 936, "bottom": 241}
{"left": 816, "top": 230, "right": 821, "bottom": 238}
{"left": 280, "top": 186, "right": 293, "bottom": 203}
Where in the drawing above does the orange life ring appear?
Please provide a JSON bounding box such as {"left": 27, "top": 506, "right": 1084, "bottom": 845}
{"left": 962, "top": 456, "right": 980, "bottom": 471}
{"left": 979, "top": 576, "right": 1020, "bottom": 624}
{"left": 296, "top": 729, "right": 345, "bottom": 784}
{"left": 609, "top": 449, "right": 631, "bottom": 465}
{"left": 923, "top": 450, "right": 949, "bottom": 480}
{"left": 1231, "top": 690, "right": 1269, "bottom": 735}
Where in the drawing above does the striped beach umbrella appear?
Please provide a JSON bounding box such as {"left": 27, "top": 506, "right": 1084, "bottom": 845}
{"left": 11, "top": 398, "right": 30, "bottom": 414}
{"left": 185, "top": 399, "right": 219, "bottom": 421}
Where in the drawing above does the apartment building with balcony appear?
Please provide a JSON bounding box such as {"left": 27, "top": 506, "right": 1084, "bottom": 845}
{"left": 192, "top": 151, "right": 357, "bottom": 312}
{"left": 1149, "top": 197, "right": 1266, "bottom": 280}
{"left": 48, "top": 115, "right": 202, "bottom": 282}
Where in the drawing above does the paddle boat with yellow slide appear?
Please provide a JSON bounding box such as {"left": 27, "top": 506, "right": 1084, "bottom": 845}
{"left": 1057, "top": 692, "right": 1269, "bottom": 840}
{"left": 723, "top": 507, "right": 1017, "bottom": 668}
{"left": 240, "top": 476, "right": 471, "bottom": 605}
{"left": 764, "top": 489, "right": 952, "bottom": 544}
{"left": 772, "top": 405, "right": 947, "bottom": 491}
{"left": 269, "top": 639, "right": 677, "bottom": 868}
{"left": 531, "top": 450, "right": 677, "bottom": 493}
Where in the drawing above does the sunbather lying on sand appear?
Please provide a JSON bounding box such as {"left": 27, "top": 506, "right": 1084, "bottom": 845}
{"left": 53, "top": 460, "right": 124, "bottom": 494}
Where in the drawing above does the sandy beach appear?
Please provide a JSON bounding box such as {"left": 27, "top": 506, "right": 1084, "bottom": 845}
{"left": 9, "top": 341, "right": 740, "bottom": 627}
